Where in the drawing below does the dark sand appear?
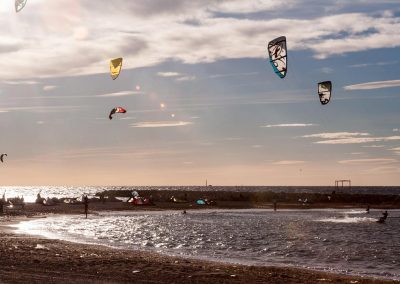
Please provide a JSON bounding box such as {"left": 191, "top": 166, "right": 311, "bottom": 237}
{"left": 0, "top": 201, "right": 398, "bottom": 284}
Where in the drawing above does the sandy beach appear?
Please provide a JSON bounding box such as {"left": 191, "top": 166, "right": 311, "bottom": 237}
{"left": 0, "top": 201, "right": 398, "bottom": 284}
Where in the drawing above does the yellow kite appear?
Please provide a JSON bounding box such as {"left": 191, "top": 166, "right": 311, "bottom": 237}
{"left": 110, "top": 58, "right": 123, "bottom": 80}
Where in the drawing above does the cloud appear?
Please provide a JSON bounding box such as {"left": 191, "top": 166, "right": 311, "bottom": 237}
{"left": 1, "top": 2, "right": 400, "bottom": 79}
{"left": 314, "top": 136, "right": 400, "bottom": 144}
{"left": 338, "top": 158, "right": 397, "bottom": 165}
{"left": 131, "top": 121, "right": 193, "bottom": 128}
{"left": 273, "top": 160, "right": 306, "bottom": 165}
{"left": 176, "top": 75, "right": 196, "bottom": 81}
{"left": 98, "top": 91, "right": 142, "bottom": 97}
{"left": 344, "top": 79, "right": 400, "bottom": 90}
{"left": 0, "top": 105, "right": 86, "bottom": 113}
{"left": 157, "top": 72, "right": 182, "bottom": 77}
{"left": 302, "top": 132, "right": 370, "bottom": 139}
{"left": 362, "top": 145, "right": 385, "bottom": 148}
{"left": 349, "top": 61, "right": 398, "bottom": 68}
{"left": 393, "top": 128, "right": 399, "bottom": 132}
{"left": 303, "top": 132, "right": 400, "bottom": 144}
{"left": 263, "top": 123, "right": 316, "bottom": 128}
{"left": 3, "top": 80, "right": 39, "bottom": 85}
{"left": 43, "top": 85, "right": 57, "bottom": 91}
{"left": 157, "top": 72, "right": 196, "bottom": 81}
{"left": 389, "top": 147, "right": 400, "bottom": 151}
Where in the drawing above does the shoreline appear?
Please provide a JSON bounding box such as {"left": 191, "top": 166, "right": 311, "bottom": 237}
{"left": 1, "top": 207, "right": 398, "bottom": 283}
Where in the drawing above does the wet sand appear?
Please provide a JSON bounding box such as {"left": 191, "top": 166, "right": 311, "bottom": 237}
{"left": 0, "top": 201, "right": 398, "bottom": 283}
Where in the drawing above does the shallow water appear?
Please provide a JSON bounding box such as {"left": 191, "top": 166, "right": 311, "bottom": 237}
{"left": 14, "top": 209, "right": 400, "bottom": 280}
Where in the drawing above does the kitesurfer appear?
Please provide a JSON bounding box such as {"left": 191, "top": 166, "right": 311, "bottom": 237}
{"left": 377, "top": 210, "right": 388, "bottom": 223}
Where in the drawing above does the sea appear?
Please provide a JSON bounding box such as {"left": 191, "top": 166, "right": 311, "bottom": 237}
{"left": 13, "top": 208, "right": 400, "bottom": 280}
{"left": 3, "top": 186, "right": 400, "bottom": 280}
{"left": 1, "top": 185, "right": 400, "bottom": 203}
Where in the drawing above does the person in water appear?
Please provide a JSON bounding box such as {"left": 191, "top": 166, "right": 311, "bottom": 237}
{"left": 366, "top": 205, "right": 370, "bottom": 214}
{"left": 378, "top": 210, "right": 389, "bottom": 223}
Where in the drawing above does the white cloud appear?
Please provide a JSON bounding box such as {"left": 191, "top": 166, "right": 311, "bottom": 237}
{"left": 362, "top": 145, "right": 384, "bottom": 148}
{"left": 349, "top": 61, "right": 398, "bottom": 68}
{"left": 157, "top": 72, "right": 195, "bottom": 81}
{"left": 0, "top": 2, "right": 399, "bottom": 79}
{"left": 338, "top": 158, "right": 397, "bottom": 165}
{"left": 98, "top": 91, "right": 141, "bottom": 97}
{"left": 3, "top": 80, "right": 39, "bottom": 85}
{"left": 263, "top": 123, "right": 316, "bottom": 128}
{"left": 344, "top": 79, "right": 400, "bottom": 90}
{"left": 302, "top": 132, "right": 370, "bottom": 139}
{"left": 303, "top": 132, "right": 400, "bottom": 145}
{"left": 176, "top": 75, "right": 196, "bottom": 81}
{"left": 273, "top": 160, "right": 306, "bottom": 165}
{"left": 157, "top": 72, "right": 182, "bottom": 77}
{"left": 43, "top": 85, "right": 57, "bottom": 91}
{"left": 314, "top": 136, "right": 400, "bottom": 144}
{"left": 393, "top": 128, "right": 399, "bottom": 132}
{"left": 131, "top": 121, "right": 193, "bottom": 128}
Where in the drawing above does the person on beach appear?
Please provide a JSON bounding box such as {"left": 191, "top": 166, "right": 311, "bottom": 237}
{"left": 83, "top": 195, "right": 89, "bottom": 219}
{"left": 273, "top": 200, "right": 277, "bottom": 212}
{"left": 366, "top": 205, "right": 370, "bottom": 214}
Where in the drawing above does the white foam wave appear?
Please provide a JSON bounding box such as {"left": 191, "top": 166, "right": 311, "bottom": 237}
{"left": 317, "top": 217, "right": 376, "bottom": 223}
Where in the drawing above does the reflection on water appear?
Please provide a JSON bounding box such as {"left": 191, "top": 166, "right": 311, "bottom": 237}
{"left": 14, "top": 209, "right": 400, "bottom": 280}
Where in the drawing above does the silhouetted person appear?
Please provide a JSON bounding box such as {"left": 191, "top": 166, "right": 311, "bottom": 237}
{"left": 182, "top": 210, "right": 187, "bottom": 214}
{"left": 366, "top": 205, "right": 370, "bottom": 214}
{"left": 378, "top": 210, "right": 389, "bottom": 223}
{"left": 273, "top": 200, "right": 277, "bottom": 212}
{"left": 83, "top": 195, "right": 89, "bottom": 219}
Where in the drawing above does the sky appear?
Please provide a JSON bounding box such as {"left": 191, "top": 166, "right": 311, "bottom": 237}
{"left": 0, "top": 0, "right": 400, "bottom": 186}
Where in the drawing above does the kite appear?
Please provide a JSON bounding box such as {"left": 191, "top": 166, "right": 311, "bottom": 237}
{"left": 110, "top": 58, "right": 123, "bottom": 80}
{"left": 109, "top": 107, "right": 126, "bottom": 120}
{"left": 318, "top": 81, "right": 332, "bottom": 105}
{"left": 15, "top": 0, "right": 27, "bottom": 12}
{"left": 0, "top": 154, "right": 7, "bottom": 163}
{"left": 267, "top": 36, "right": 287, "bottom": 78}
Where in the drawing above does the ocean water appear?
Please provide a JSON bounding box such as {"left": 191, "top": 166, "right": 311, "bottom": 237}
{"left": 14, "top": 209, "right": 400, "bottom": 280}
{"left": 1, "top": 185, "right": 400, "bottom": 203}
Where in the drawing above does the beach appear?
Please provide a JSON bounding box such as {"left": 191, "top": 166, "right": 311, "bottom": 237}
{"left": 1, "top": 200, "right": 399, "bottom": 284}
